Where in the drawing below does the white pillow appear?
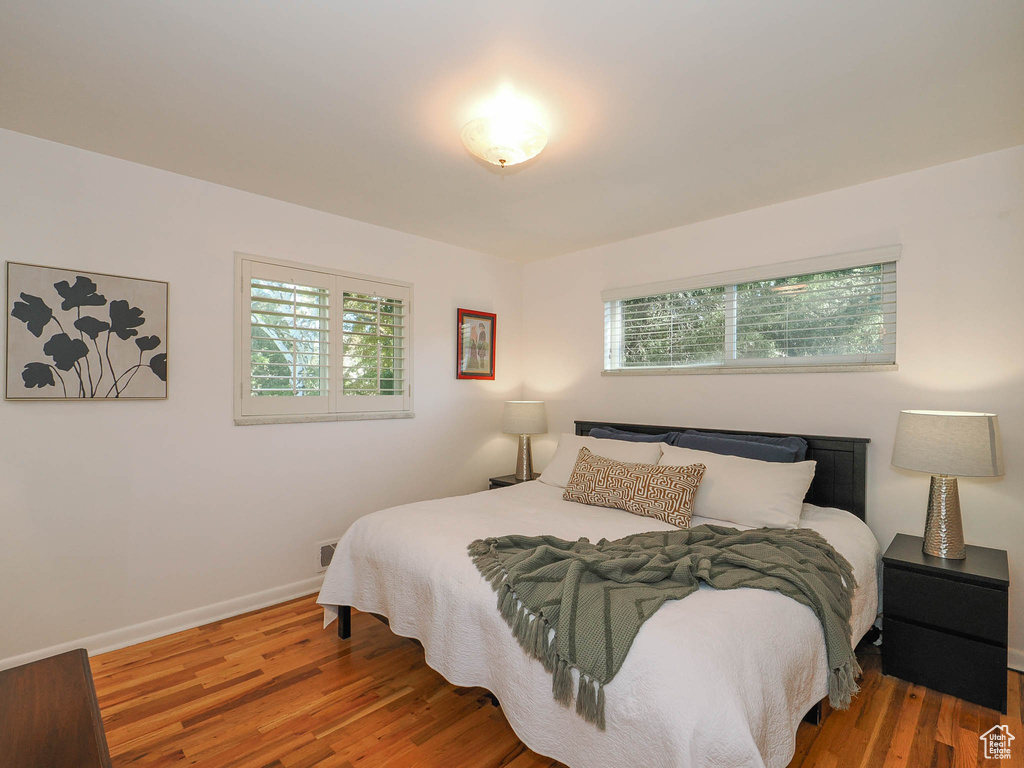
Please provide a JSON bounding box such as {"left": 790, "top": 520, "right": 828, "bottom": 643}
{"left": 658, "top": 443, "right": 815, "bottom": 529}
{"left": 538, "top": 434, "right": 662, "bottom": 488}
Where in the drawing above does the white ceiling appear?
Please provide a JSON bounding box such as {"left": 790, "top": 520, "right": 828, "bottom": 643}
{"left": 2, "top": 1, "right": 1022, "bottom": 262}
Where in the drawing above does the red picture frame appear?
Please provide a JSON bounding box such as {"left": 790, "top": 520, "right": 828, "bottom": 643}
{"left": 456, "top": 308, "right": 496, "bottom": 380}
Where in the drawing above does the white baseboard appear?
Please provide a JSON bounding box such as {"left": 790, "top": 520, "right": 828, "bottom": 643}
{"left": 1009, "top": 647, "right": 1024, "bottom": 673}
{"left": 0, "top": 575, "right": 324, "bottom": 672}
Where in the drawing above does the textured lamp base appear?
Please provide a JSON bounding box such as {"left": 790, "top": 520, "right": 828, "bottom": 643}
{"left": 922, "top": 475, "right": 966, "bottom": 559}
{"left": 515, "top": 434, "right": 534, "bottom": 480}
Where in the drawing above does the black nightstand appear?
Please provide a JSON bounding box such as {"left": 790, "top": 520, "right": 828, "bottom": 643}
{"left": 488, "top": 473, "right": 540, "bottom": 490}
{"left": 882, "top": 532, "right": 1009, "bottom": 712}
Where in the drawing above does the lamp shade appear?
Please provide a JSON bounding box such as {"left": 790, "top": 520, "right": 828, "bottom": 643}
{"left": 892, "top": 410, "right": 1004, "bottom": 477}
{"left": 502, "top": 401, "right": 547, "bottom": 435}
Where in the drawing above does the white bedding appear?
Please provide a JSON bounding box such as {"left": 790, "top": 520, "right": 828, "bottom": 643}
{"left": 317, "top": 481, "right": 879, "bottom": 768}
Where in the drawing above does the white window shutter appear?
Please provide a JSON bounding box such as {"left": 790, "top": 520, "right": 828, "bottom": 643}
{"left": 236, "top": 256, "right": 413, "bottom": 420}
{"left": 242, "top": 260, "right": 331, "bottom": 417}
{"left": 335, "top": 277, "right": 411, "bottom": 413}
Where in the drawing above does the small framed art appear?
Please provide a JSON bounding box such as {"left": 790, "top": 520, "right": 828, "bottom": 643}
{"left": 6, "top": 261, "right": 168, "bottom": 400}
{"left": 456, "top": 308, "right": 496, "bottom": 380}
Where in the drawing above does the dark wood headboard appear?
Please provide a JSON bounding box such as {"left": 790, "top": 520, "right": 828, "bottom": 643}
{"left": 575, "top": 421, "right": 869, "bottom": 521}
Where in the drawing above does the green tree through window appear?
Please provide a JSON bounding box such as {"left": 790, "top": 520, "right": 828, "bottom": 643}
{"left": 250, "top": 280, "right": 328, "bottom": 397}
{"left": 606, "top": 260, "right": 895, "bottom": 371}
{"left": 341, "top": 292, "right": 404, "bottom": 397}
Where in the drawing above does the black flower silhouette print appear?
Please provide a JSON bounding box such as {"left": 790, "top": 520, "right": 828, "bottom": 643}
{"left": 107, "top": 333, "right": 164, "bottom": 396}
{"left": 11, "top": 293, "right": 53, "bottom": 337}
{"left": 74, "top": 315, "right": 110, "bottom": 340}
{"left": 22, "top": 362, "right": 56, "bottom": 389}
{"left": 149, "top": 353, "right": 167, "bottom": 382}
{"left": 54, "top": 276, "right": 106, "bottom": 311}
{"left": 135, "top": 335, "right": 161, "bottom": 352}
{"left": 109, "top": 300, "right": 145, "bottom": 340}
{"left": 43, "top": 333, "right": 89, "bottom": 371}
{"left": 7, "top": 264, "right": 167, "bottom": 399}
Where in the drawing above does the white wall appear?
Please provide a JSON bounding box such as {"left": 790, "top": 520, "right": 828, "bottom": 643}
{"left": 0, "top": 130, "right": 524, "bottom": 665}
{"left": 522, "top": 146, "right": 1024, "bottom": 668}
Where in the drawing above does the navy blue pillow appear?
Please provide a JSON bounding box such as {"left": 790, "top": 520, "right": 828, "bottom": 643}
{"left": 668, "top": 432, "right": 799, "bottom": 463}
{"left": 685, "top": 430, "right": 808, "bottom": 462}
{"left": 589, "top": 426, "right": 677, "bottom": 444}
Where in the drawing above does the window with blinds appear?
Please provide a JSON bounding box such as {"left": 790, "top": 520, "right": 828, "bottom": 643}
{"left": 236, "top": 255, "right": 412, "bottom": 422}
{"left": 604, "top": 247, "right": 898, "bottom": 373}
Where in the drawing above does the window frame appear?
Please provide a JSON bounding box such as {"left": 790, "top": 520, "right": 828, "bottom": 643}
{"left": 602, "top": 245, "right": 900, "bottom": 376}
{"left": 234, "top": 252, "right": 414, "bottom": 426}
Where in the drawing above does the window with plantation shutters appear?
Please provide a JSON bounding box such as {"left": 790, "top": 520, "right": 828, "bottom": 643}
{"left": 235, "top": 255, "right": 412, "bottom": 424}
{"left": 603, "top": 246, "right": 899, "bottom": 374}
{"left": 338, "top": 280, "right": 406, "bottom": 412}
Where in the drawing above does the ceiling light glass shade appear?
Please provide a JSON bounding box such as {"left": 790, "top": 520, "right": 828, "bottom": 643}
{"left": 460, "top": 116, "right": 548, "bottom": 167}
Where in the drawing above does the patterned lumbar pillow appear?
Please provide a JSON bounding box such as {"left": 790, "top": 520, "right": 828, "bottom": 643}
{"left": 562, "top": 447, "right": 706, "bottom": 528}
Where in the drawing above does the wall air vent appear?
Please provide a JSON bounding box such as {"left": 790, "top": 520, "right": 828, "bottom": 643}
{"left": 317, "top": 540, "right": 339, "bottom": 573}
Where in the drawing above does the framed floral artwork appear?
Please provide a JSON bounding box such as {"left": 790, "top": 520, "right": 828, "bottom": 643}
{"left": 6, "top": 262, "right": 168, "bottom": 400}
{"left": 456, "top": 308, "right": 495, "bottom": 380}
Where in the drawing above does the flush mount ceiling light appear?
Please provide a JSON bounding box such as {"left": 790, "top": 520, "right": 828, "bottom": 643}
{"left": 460, "top": 86, "right": 548, "bottom": 168}
{"left": 460, "top": 116, "right": 547, "bottom": 168}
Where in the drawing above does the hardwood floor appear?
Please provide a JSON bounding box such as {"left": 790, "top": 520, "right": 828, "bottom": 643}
{"left": 91, "top": 595, "right": 1023, "bottom": 768}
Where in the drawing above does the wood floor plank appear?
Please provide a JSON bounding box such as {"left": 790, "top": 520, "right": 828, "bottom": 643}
{"left": 935, "top": 695, "right": 957, "bottom": 747}
{"left": 931, "top": 742, "right": 955, "bottom": 768}
{"left": 907, "top": 686, "right": 942, "bottom": 768}
{"left": 832, "top": 725, "right": 869, "bottom": 768}
{"left": 854, "top": 673, "right": 899, "bottom": 768}
{"left": 89, "top": 594, "right": 1023, "bottom": 768}
{"left": 953, "top": 727, "right": 979, "bottom": 768}
{"left": 882, "top": 683, "right": 926, "bottom": 766}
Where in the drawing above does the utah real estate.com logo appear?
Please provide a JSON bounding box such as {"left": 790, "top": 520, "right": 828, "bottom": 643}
{"left": 980, "top": 725, "right": 1014, "bottom": 760}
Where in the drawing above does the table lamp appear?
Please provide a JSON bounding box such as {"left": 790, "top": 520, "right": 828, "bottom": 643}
{"left": 891, "top": 410, "right": 1004, "bottom": 559}
{"left": 502, "top": 401, "right": 547, "bottom": 480}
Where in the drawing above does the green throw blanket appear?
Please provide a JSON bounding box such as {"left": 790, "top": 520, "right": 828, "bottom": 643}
{"left": 468, "top": 525, "right": 860, "bottom": 729}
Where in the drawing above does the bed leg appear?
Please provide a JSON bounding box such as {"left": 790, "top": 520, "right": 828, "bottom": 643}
{"left": 338, "top": 606, "right": 351, "bottom": 640}
{"left": 802, "top": 698, "right": 831, "bottom": 725}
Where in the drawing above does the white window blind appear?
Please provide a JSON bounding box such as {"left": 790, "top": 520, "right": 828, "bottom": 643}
{"left": 237, "top": 256, "right": 412, "bottom": 422}
{"left": 604, "top": 247, "right": 898, "bottom": 373}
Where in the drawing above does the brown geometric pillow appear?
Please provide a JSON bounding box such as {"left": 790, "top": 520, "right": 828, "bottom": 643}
{"left": 562, "top": 447, "right": 706, "bottom": 529}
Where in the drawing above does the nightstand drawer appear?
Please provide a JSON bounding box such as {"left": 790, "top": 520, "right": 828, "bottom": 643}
{"left": 884, "top": 565, "right": 1007, "bottom": 645}
{"left": 883, "top": 617, "right": 1006, "bottom": 712}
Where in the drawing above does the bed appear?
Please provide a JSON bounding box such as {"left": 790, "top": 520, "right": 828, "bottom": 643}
{"left": 317, "top": 421, "right": 879, "bottom": 768}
